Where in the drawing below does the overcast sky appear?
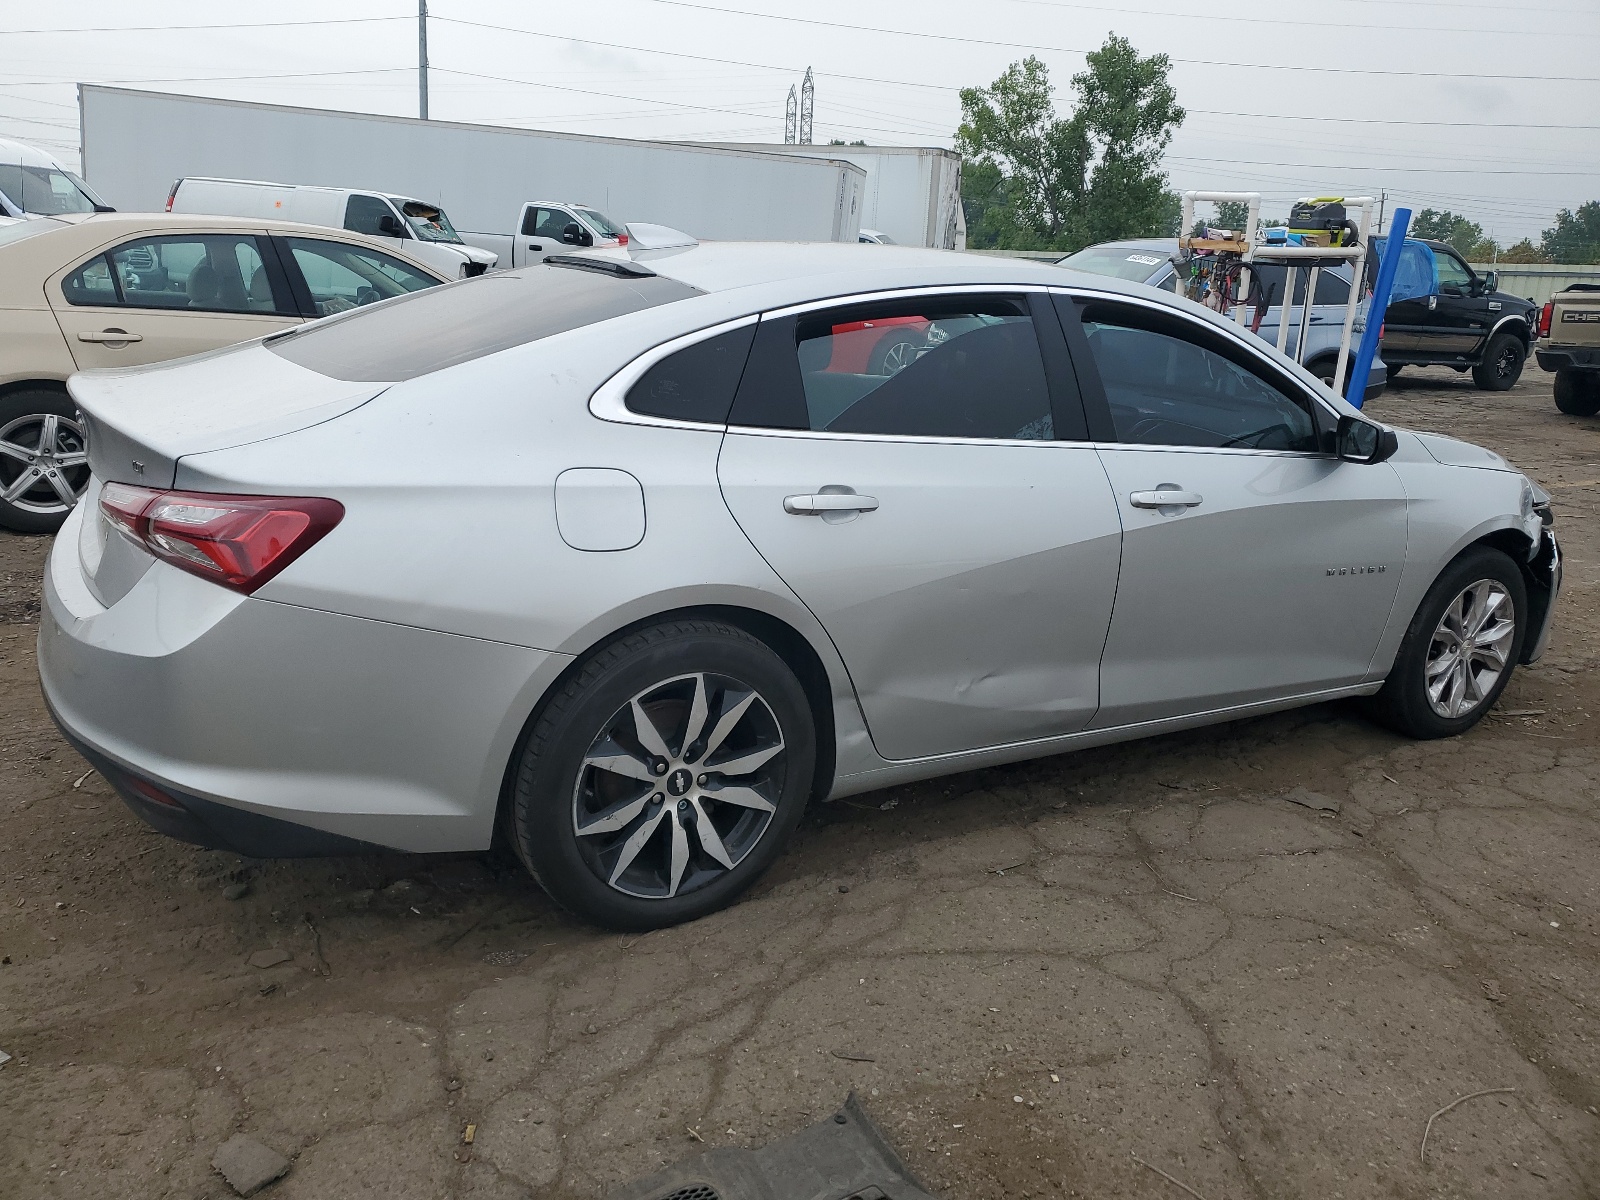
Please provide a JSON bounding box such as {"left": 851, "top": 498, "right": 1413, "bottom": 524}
{"left": 3, "top": 0, "right": 1597, "bottom": 243}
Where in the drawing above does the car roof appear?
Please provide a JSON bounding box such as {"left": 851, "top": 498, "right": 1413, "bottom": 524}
{"left": 0, "top": 136, "right": 67, "bottom": 169}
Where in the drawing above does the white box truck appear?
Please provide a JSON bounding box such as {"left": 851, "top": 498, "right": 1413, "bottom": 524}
{"left": 694, "top": 143, "right": 964, "bottom": 250}
{"left": 77, "top": 87, "right": 867, "bottom": 253}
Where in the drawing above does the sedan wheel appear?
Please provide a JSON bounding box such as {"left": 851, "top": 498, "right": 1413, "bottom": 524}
{"left": 1423, "top": 579, "right": 1516, "bottom": 718}
{"left": 509, "top": 620, "right": 815, "bottom": 929}
{"left": 0, "top": 392, "right": 91, "bottom": 534}
{"left": 1366, "top": 546, "right": 1526, "bottom": 738}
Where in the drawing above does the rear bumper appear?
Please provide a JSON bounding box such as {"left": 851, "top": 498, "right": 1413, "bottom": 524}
{"left": 1536, "top": 347, "right": 1600, "bottom": 372}
{"left": 39, "top": 507, "right": 564, "bottom": 856}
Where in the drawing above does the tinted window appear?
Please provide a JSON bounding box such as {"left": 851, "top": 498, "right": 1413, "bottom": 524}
{"left": 1079, "top": 302, "right": 1318, "bottom": 452}
{"left": 786, "top": 297, "right": 1053, "bottom": 439}
{"left": 102, "top": 234, "right": 273, "bottom": 313}
{"left": 287, "top": 238, "right": 439, "bottom": 317}
{"left": 344, "top": 194, "right": 397, "bottom": 237}
{"left": 63, "top": 254, "right": 120, "bottom": 306}
{"left": 268, "top": 263, "right": 701, "bottom": 383}
{"left": 524, "top": 207, "right": 575, "bottom": 239}
{"left": 626, "top": 325, "right": 757, "bottom": 424}
{"left": 1250, "top": 264, "right": 1350, "bottom": 307}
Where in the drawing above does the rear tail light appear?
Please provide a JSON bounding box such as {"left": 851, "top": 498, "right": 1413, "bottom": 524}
{"left": 165, "top": 179, "right": 181, "bottom": 212}
{"left": 100, "top": 483, "right": 343, "bottom": 594}
{"left": 1538, "top": 301, "right": 1553, "bottom": 338}
{"left": 615, "top": 233, "right": 629, "bottom": 246}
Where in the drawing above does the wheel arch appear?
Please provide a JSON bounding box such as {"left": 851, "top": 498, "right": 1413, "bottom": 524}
{"left": 0, "top": 378, "right": 71, "bottom": 403}
{"left": 493, "top": 600, "right": 845, "bottom": 845}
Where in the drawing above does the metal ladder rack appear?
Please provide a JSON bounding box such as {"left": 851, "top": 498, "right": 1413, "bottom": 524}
{"left": 1178, "top": 191, "right": 1377, "bottom": 398}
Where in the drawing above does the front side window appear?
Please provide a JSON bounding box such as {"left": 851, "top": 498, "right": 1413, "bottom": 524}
{"left": 286, "top": 237, "right": 439, "bottom": 317}
{"left": 1436, "top": 252, "right": 1473, "bottom": 294}
{"left": 525, "top": 207, "right": 577, "bottom": 240}
{"left": 96, "top": 234, "right": 272, "bottom": 313}
{"left": 787, "top": 297, "right": 1054, "bottom": 439}
{"left": 344, "top": 194, "right": 398, "bottom": 237}
{"left": 1078, "top": 302, "right": 1319, "bottom": 452}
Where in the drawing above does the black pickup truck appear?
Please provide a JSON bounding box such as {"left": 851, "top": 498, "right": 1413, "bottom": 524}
{"left": 1378, "top": 239, "right": 1538, "bottom": 390}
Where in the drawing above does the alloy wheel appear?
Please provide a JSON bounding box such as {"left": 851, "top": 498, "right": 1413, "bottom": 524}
{"left": 572, "top": 671, "right": 786, "bottom": 900}
{"left": 1495, "top": 344, "right": 1518, "bottom": 380}
{"left": 878, "top": 339, "right": 920, "bottom": 375}
{"left": 0, "top": 412, "right": 89, "bottom": 514}
{"left": 1424, "top": 578, "right": 1516, "bottom": 718}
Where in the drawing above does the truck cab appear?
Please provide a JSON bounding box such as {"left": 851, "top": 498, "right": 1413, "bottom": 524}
{"left": 508, "top": 202, "right": 626, "bottom": 268}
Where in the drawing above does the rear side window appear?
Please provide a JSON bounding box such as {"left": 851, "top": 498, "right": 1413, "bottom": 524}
{"left": 67, "top": 234, "right": 283, "bottom": 314}
{"left": 63, "top": 255, "right": 120, "bottom": 305}
{"left": 625, "top": 325, "right": 756, "bottom": 423}
{"left": 267, "top": 263, "right": 702, "bottom": 382}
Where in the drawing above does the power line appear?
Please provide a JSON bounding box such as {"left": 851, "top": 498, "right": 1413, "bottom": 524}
{"left": 0, "top": 17, "right": 408, "bottom": 34}
{"left": 631, "top": 0, "right": 1598, "bottom": 82}
{"left": 1001, "top": 0, "right": 1597, "bottom": 37}
{"left": 1166, "top": 154, "right": 1600, "bottom": 176}
{"left": 1, "top": 67, "right": 412, "bottom": 88}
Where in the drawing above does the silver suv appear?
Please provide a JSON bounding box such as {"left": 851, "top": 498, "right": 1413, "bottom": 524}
{"left": 1058, "top": 238, "right": 1388, "bottom": 402}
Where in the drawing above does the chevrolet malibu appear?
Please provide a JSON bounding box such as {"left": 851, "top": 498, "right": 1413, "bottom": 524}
{"left": 39, "top": 236, "right": 1560, "bottom": 930}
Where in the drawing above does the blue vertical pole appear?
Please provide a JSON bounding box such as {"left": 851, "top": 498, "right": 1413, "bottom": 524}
{"left": 1348, "top": 206, "right": 1410, "bottom": 410}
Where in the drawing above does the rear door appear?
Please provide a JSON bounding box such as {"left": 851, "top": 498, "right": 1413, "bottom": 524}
{"left": 717, "top": 288, "right": 1124, "bottom": 761}
{"left": 47, "top": 230, "right": 299, "bottom": 369}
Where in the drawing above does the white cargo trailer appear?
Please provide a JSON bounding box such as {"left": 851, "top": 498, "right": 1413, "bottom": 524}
{"left": 77, "top": 86, "right": 866, "bottom": 250}
{"left": 695, "top": 143, "right": 964, "bottom": 250}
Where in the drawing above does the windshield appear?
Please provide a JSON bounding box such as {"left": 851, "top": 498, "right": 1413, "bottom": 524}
{"left": 575, "top": 206, "right": 623, "bottom": 239}
{"left": 393, "top": 198, "right": 463, "bottom": 244}
{"left": 0, "top": 163, "right": 98, "bottom": 215}
{"left": 1060, "top": 245, "right": 1172, "bottom": 282}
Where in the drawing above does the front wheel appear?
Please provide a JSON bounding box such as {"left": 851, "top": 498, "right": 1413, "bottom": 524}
{"left": 507, "top": 620, "right": 815, "bottom": 930}
{"left": 1471, "top": 332, "right": 1526, "bottom": 391}
{"left": 0, "top": 389, "right": 90, "bottom": 534}
{"left": 1554, "top": 368, "right": 1600, "bottom": 417}
{"left": 1365, "top": 546, "right": 1526, "bottom": 739}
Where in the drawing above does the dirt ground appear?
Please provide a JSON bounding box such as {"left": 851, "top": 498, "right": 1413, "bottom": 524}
{"left": 2, "top": 365, "right": 1597, "bottom": 1200}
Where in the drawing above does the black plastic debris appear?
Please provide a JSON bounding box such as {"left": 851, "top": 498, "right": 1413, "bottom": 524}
{"left": 607, "top": 1093, "right": 937, "bottom": 1200}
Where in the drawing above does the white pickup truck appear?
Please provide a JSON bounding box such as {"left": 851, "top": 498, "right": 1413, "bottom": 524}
{"left": 1537, "top": 284, "right": 1600, "bottom": 416}
{"left": 459, "top": 201, "right": 626, "bottom": 270}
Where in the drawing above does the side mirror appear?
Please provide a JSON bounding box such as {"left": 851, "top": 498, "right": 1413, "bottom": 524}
{"left": 377, "top": 213, "right": 405, "bottom": 237}
{"left": 1337, "top": 414, "right": 1399, "bottom": 465}
{"left": 561, "top": 222, "right": 593, "bottom": 247}
{"left": 1481, "top": 270, "right": 1498, "bottom": 294}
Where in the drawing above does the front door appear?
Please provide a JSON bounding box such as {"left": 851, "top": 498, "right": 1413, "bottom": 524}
{"left": 48, "top": 231, "right": 298, "bottom": 369}
{"left": 516, "top": 206, "right": 579, "bottom": 267}
{"left": 1062, "top": 294, "right": 1407, "bottom": 726}
{"left": 1428, "top": 249, "right": 1491, "bottom": 359}
{"left": 718, "top": 290, "right": 1124, "bottom": 761}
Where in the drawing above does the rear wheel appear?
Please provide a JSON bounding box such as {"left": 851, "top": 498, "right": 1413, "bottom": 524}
{"left": 1553, "top": 368, "right": 1600, "bottom": 416}
{"left": 0, "top": 390, "right": 90, "bottom": 534}
{"left": 1471, "top": 332, "right": 1525, "bottom": 391}
{"left": 1366, "top": 546, "right": 1526, "bottom": 739}
{"left": 1386, "top": 364, "right": 1404, "bottom": 382}
{"left": 507, "top": 620, "right": 815, "bottom": 930}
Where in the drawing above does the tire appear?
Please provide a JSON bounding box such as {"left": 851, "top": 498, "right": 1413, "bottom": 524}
{"left": 1386, "top": 364, "right": 1404, "bottom": 382}
{"left": 0, "top": 389, "right": 90, "bottom": 535}
{"left": 1471, "top": 332, "right": 1526, "bottom": 391}
{"left": 870, "top": 335, "right": 923, "bottom": 377}
{"left": 507, "top": 619, "right": 816, "bottom": 930}
{"left": 1553, "top": 368, "right": 1600, "bottom": 417}
{"left": 1365, "top": 546, "right": 1527, "bottom": 739}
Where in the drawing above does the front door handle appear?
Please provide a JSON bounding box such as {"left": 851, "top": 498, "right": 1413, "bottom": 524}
{"left": 784, "top": 492, "right": 880, "bottom": 515}
{"left": 528, "top": 243, "right": 543, "bottom": 252}
{"left": 1129, "top": 488, "right": 1203, "bottom": 510}
{"left": 78, "top": 328, "right": 142, "bottom": 344}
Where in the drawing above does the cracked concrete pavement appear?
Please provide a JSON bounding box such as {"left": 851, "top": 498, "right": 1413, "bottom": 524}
{"left": 1, "top": 366, "right": 1597, "bottom": 1198}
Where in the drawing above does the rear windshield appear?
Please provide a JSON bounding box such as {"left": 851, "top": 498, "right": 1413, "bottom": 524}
{"left": 266, "top": 262, "right": 701, "bottom": 382}
{"left": 1059, "top": 245, "right": 1171, "bottom": 282}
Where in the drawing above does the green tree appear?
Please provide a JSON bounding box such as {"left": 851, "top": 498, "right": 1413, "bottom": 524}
{"left": 955, "top": 37, "right": 1183, "bottom": 252}
{"left": 1498, "top": 238, "right": 1549, "bottom": 264}
{"left": 1540, "top": 201, "right": 1600, "bottom": 264}
{"left": 1409, "top": 208, "right": 1485, "bottom": 258}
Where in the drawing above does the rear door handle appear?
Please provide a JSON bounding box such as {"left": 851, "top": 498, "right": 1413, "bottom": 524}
{"left": 78, "top": 329, "right": 142, "bottom": 344}
{"left": 784, "top": 492, "right": 880, "bottom": 515}
{"left": 1129, "top": 488, "right": 1203, "bottom": 510}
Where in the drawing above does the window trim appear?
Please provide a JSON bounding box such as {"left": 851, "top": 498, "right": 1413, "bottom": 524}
{"left": 1052, "top": 285, "right": 1339, "bottom": 458}
{"left": 589, "top": 314, "right": 760, "bottom": 429}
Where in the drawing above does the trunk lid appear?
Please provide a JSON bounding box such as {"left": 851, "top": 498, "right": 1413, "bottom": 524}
{"left": 68, "top": 341, "right": 386, "bottom": 489}
{"left": 1549, "top": 286, "right": 1600, "bottom": 350}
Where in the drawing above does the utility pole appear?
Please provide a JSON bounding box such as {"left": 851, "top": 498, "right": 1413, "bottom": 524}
{"left": 798, "top": 67, "right": 814, "bottom": 145}
{"left": 1376, "top": 190, "right": 1386, "bottom": 235}
{"left": 784, "top": 85, "right": 797, "bottom": 144}
{"left": 418, "top": 0, "right": 430, "bottom": 120}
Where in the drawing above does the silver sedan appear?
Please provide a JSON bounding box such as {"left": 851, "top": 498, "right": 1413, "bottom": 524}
{"left": 39, "top": 238, "right": 1560, "bottom": 929}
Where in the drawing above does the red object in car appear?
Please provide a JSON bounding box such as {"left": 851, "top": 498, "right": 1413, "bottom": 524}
{"left": 100, "top": 484, "right": 343, "bottom": 594}
{"left": 824, "top": 315, "right": 929, "bottom": 373}
{"left": 1538, "top": 301, "right": 1554, "bottom": 339}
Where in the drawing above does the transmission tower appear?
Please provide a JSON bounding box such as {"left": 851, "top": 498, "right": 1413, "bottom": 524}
{"left": 798, "top": 67, "right": 814, "bottom": 145}
{"left": 784, "top": 85, "right": 797, "bottom": 144}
